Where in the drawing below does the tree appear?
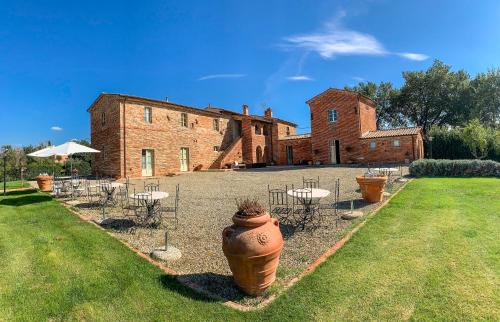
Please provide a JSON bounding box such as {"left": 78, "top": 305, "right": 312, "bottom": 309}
{"left": 393, "top": 60, "right": 471, "bottom": 135}
{"left": 462, "top": 119, "right": 489, "bottom": 159}
{"left": 346, "top": 81, "right": 403, "bottom": 129}
{"left": 470, "top": 69, "right": 500, "bottom": 128}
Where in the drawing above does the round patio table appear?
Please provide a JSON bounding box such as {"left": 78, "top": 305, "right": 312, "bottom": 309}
{"left": 287, "top": 188, "right": 330, "bottom": 200}
{"left": 371, "top": 167, "right": 399, "bottom": 176}
{"left": 130, "top": 191, "right": 169, "bottom": 225}
{"left": 287, "top": 188, "right": 330, "bottom": 229}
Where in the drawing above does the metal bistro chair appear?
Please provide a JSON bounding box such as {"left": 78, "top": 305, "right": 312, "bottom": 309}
{"left": 52, "top": 177, "right": 65, "bottom": 197}
{"left": 268, "top": 185, "right": 293, "bottom": 227}
{"left": 291, "top": 186, "right": 318, "bottom": 230}
{"left": 115, "top": 178, "right": 134, "bottom": 213}
{"left": 144, "top": 180, "right": 160, "bottom": 192}
{"left": 303, "top": 176, "right": 320, "bottom": 189}
{"left": 160, "top": 184, "right": 180, "bottom": 229}
{"left": 70, "top": 178, "right": 86, "bottom": 200}
{"left": 318, "top": 178, "right": 341, "bottom": 228}
{"left": 85, "top": 179, "right": 100, "bottom": 204}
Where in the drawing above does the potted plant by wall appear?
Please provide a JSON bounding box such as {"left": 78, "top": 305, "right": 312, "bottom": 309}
{"left": 356, "top": 172, "right": 388, "bottom": 203}
{"left": 222, "top": 198, "right": 284, "bottom": 296}
{"left": 35, "top": 173, "right": 53, "bottom": 192}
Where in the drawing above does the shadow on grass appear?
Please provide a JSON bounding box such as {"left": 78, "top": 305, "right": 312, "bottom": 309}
{"left": 158, "top": 273, "right": 229, "bottom": 303}
{"left": 2, "top": 189, "right": 39, "bottom": 196}
{"left": 0, "top": 194, "right": 53, "bottom": 206}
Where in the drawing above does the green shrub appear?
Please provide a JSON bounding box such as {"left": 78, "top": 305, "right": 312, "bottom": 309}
{"left": 428, "top": 125, "right": 500, "bottom": 161}
{"left": 409, "top": 159, "right": 500, "bottom": 177}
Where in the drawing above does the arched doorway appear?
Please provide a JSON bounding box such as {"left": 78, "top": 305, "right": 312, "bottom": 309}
{"left": 256, "top": 146, "right": 263, "bottom": 163}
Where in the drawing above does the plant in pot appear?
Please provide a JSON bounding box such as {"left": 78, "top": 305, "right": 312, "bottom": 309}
{"left": 356, "top": 172, "right": 388, "bottom": 203}
{"left": 35, "top": 172, "right": 53, "bottom": 192}
{"left": 222, "top": 198, "right": 284, "bottom": 296}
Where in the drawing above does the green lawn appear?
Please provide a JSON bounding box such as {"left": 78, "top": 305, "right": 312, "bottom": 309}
{"left": 0, "top": 178, "right": 498, "bottom": 321}
{"left": 0, "top": 180, "right": 31, "bottom": 190}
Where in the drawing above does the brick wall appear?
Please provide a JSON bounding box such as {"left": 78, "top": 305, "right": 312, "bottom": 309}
{"left": 90, "top": 96, "right": 122, "bottom": 178}
{"left": 271, "top": 121, "right": 296, "bottom": 164}
{"left": 122, "top": 100, "right": 235, "bottom": 177}
{"left": 309, "top": 90, "right": 362, "bottom": 164}
{"left": 212, "top": 137, "right": 243, "bottom": 169}
{"left": 359, "top": 98, "right": 377, "bottom": 135}
{"left": 276, "top": 137, "right": 312, "bottom": 165}
{"left": 359, "top": 134, "right": 423, "bottom": 164}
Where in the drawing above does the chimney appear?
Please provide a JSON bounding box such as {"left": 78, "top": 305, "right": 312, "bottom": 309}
{"left": 242, "top": 104, "right": 249, "bottom": 116}
{"left": 264, "top": 107, "right": 273, "bottom": 118}
{"left": 165, "top": 96, "right": 169, "bottom": 102}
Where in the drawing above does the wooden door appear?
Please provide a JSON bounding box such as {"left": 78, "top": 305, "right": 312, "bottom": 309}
{"left": 180, "top": 148, "right": 189, "bottom": 172}
{"left": 142, "top": 149, "right": 154, "bottom": 176}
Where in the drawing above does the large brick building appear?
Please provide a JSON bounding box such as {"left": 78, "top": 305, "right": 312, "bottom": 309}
{"left": 88, "top": 88, "right": 423, "bottom": 178}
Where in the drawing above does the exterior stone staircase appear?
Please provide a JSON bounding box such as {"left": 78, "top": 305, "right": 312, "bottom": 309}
{"left": 210, "top": 137, "right": 243, "bottom": 169}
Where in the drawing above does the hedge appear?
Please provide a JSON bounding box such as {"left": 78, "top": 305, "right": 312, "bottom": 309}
{"left": 409, "top": 159, "right": 500, "bottom": 177}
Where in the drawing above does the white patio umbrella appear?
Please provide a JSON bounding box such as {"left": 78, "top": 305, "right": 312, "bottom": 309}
{"left": 27, "top": 141, "right": 100, "bottom": 176}
{"left": 27, "top": 145, "right": 55, "bottom": 157}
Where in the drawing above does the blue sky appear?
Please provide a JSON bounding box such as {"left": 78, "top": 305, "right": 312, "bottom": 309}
{"left": 1, "top": 0, "right": 499, "bottom": 146}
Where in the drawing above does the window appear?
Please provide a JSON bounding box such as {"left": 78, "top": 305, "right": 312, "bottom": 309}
{"left": 393, "top": 139, "right": 401, "bottom": 147}
{"left": 255, "top": 125, "right": 262, "bottom": 135}
{"left": 369, "top": 141, "right": 377, "bottom": 150}
{"left": 144, "top": 107, "right": 152, "bottom": 123}
{"left": 180, "top": 113, "right": 188, "bottom": 127}
{"left": 213, "top": 146, "right": 220, "bottom": 152}
{"left": 328, "top": 109, "right": 337, "bottom": 123}
{"left": 213, "top": 118, "right": 220, "bottom": 131}
{"left": 101, "top": 112, "right": 106, "bottom": 126}
{"left": 286, "top": 126, "right": 290, "bottom": 136}
{"left": 311, "top": 113, "right": 313, "bottom": 120}
{"left": 263, "top": 125, "right": 269, "bottom": 136}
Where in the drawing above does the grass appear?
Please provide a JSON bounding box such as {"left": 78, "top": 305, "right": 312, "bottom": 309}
{"left": 0, "top": 178, "right": 498, "bottom": 321}
{"left": 0, "top": 180, "right": 31, "bottom": 190}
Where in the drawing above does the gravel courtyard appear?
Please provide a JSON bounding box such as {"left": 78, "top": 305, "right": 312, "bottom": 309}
{"left": 71, "top": 165, "right": 408, "bottom": 303}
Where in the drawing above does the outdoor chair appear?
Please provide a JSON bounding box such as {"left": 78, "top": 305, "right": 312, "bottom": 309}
{"left": 85, "top": 179, "right": 100, "bottom": 204}
{"left": 267, "top": 185, "right": 293, "bottom": 226}
{"left": 160, "top": 184, "right": 180, "bottom": 229}
{"left": 70, "top": 178, "right": 86, "bottom": 200}
{"left": 144, "top": 180, "right": 160, "bottom": 192}
{"left": 291, "top": 185, "right": 321, "bottom": 230}
{"left": 303, "top": 176, "right": 320, "bottom": 189}
{"left": 119, "top": 186, "right": 141, "bottom": 218}
{"left": 52, "top": 178, "right": 65, "bottom": 196}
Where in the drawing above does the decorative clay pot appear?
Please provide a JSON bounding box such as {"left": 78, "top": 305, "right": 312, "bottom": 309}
{"left": 222, "top": 212, "right": 284, "bottom": 296}
{"left": 356, "top": 175, "right": 388, "bottom": 203}
{"left": 36, "top": 175, "right": 53, "bottom": 192}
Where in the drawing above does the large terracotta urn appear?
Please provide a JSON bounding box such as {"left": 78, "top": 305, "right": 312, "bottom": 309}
{"left": 36, "top": 175, "right": 53, "bottom": 192}
{"left": 222, "top": 210, "right": 284, "bottom": 296}
{"left": 356, "top": 175, "right": 388, "bottom": 203}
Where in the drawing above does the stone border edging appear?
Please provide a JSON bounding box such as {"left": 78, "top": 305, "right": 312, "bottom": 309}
{"left": 54, "top": 178, "right": 413, "bottom": 312}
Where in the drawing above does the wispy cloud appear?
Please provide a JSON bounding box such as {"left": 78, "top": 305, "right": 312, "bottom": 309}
{"left": 397, "top": 52, "right": 429, "bottom": 61}
{"left": 50, "top": 126, "right": 63, "bottom": 131}
{"left": 352, "top": 76, "right": 366, "bottom": 82}
{"left": 287, "top": 75, "right": 314, "bottom": 81}
{"left": 197, "top": 74, "right": 246, "bottom": 81}
{"left": 284, "top": 29, "right": 386, "bottom": 59}
{"left": 282, "top": 16, "right": 428, "bottom": 61}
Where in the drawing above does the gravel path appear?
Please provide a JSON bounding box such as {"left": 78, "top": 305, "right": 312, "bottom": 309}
{"left": 69, "top": 165, "right": 408, "bottom": 304}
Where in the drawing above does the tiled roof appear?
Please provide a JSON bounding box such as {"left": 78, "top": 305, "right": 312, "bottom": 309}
{"left": 361, "top": 127, "right": 422, "bottom": 139}
{"left": 280, "top": 133, "right": 311, "bottom": 140}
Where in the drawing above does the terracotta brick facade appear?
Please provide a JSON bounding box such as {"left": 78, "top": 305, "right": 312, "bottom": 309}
{"left": 88, "top": 89, "right": 423, "bottom": 178}
{"left": 89, "top": 94, "right": 295, "bottom": 178}
{"left": 305, "top": 88, "right": 424, "bottom": 165}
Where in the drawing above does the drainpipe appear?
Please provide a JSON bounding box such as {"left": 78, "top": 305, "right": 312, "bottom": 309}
{"left": 123, "top": 98, "right": 127, "bottom": 178}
